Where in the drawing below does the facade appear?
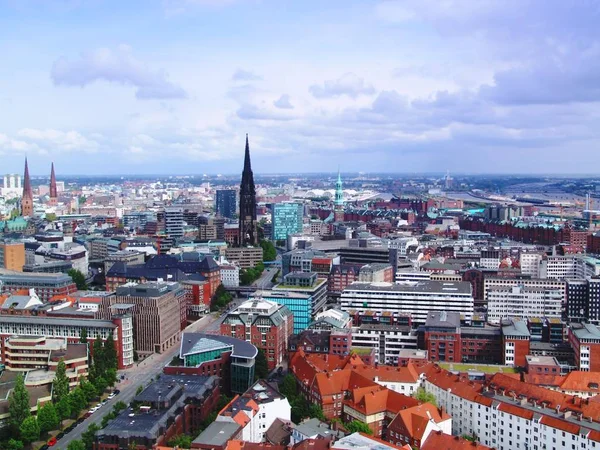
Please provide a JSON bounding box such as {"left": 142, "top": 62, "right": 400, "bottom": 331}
{"left": 164, "top": 332, "right": 257, "bottom": 394}
{"left": 352, "top": 324, "right": 418, "bottom": 364}
{"left": 387, "top": 403, "right": 452, "bottom": 449}
{"left": 273, "top": 272, "right": 328, "bottom": 316}
{"left": 483, "top": 277, "right": 566, "bottom": 304}
{"left": 0, "top": 270, "right": 77, "bottom": 301}
{"left": 95, "top": 375, "right": 220, "bottom": 450}
{"left": 164, "top": 207, "right": 184, "bottom": 240}
{"left": 251, "top": 290, "right": 312, "bottom": 334}
{"left": 358, "top": 263, "right": 394, "bottom": 283}
{"left": 97, "top": 281, "right": 185, "bottom": 356}
{"left": 501, "top": 319, "right": 531, "bottom": 367}
{"left": 341, "top": 281, "right": 474, "bottom": 325}
{"left": 239, "top": 135, "right": 258, "bottom": 246}
{"left": 220, "top": 264, "right": 240, "bottom": 288}
{"left": 569, "top": 322, "right": 600, "bottom": 372}
{"left": 487, "top": 285, "right": 563, "bottom": 324}
{"left": 0, "top": 240, "right": 25, "bottom": 271}
{"left": 216, "top": 189, "right": 237, "bottom": 219}
{"left": 271, "top": 202, "right": 303, "bottom": 241}
{"left": 520, "top": 252, "right": 543, "bottom": 277}
{"left": 224, "top": 247, "right": 263, "bottom": 269}
{"left": 328, "top": 264, "right": 361, "bottom": 295}
{"left": 567, "top": 278, "right": 600, "bottom": 324}
{"left": 221, "top": 299, "right": 293, "bottom": 370}
{"left": 421, "top": 364, "right": 600, "bottom": 450}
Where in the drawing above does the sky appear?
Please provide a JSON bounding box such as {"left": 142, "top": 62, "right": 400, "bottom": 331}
{"left": 1, "top": 0, "right": 600, "bottom": 175}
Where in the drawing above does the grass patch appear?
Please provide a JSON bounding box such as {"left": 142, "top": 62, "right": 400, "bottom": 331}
{"left": 439, "top": 363, "right": 518, "bottom": 374}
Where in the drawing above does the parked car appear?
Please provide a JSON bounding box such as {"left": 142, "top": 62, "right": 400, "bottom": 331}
{"left": 107, "top": 392, "right": 116, "bottom": 399}
{"left": 47, "top": 437, "right": 57, "bottom": 447}
{"left": 114, "top": 389, "right": 121, "bottom": 395}
{"left": 56, "top": 432, "right": 65, "bottom": 440}
{"left": 40, "top": 445, "right": 49, "bottom": 450}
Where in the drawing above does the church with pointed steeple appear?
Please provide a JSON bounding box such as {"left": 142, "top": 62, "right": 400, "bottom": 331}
{"left": 334, "top": 169, "right": 344, "bottom": 222}
{"left": 238, "top": 134, "right": 258, "bottom": 246}
{"left": 48, "top": 162, "right": 58, "bottom": 206}
{"left": 21, "top": 158, "right": 34, "bottom": 217}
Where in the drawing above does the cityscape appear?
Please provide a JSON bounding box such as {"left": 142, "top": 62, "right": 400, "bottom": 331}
{"left": 1, "top": 2, "right": 600, "bottom": 450}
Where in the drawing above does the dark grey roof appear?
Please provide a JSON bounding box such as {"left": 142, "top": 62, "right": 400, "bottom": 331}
{"left": 424, "top": 311, "right": 461, "bottom": 328}
{"left": 0, "top": 315, "right": 116, "bottom": 328}
{"left": 192, "top": 421, "right": 241, "bottom": 447}
{"left": 179, "top": 333, "right": 258, "bottom": 360}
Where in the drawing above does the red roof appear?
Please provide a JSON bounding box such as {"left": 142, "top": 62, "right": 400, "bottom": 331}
{"left": 389, "top": 403, "right": 451, "bottom": 442}
{"left": 421, "top": 431, "right": 493, "bottom": 450}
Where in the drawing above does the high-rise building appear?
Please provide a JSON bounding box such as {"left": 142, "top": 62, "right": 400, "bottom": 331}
{"left": 21, "top": 158, "right": 33, "bottom": 217}
{"left": 271, "top": 202, "right": 303, "bottom": 241}
{"left": 164, "top": 207, "right": 184, "bottom": 240}
{"left": 238, "top": 135, "right": 258, "bottom": 246}
{"left": 334, "top": 170, "right": 344, "bottom": 222}
{"left": 48, "top": 162, "right": 58, "bottom": 206}
{"left": 216, "top": 189, "right": 237, "bottom": 219}
{"left": 0, "top": 240, "right": 25, "bottom": 271}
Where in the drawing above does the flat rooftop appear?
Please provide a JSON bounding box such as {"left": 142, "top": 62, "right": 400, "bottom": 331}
{"left": 343, "top": 280, "right": 472, "bottom": 294}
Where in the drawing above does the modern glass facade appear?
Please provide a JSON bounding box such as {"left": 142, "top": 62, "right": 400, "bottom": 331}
{"left": 271, "top": 203, "right": 303, "bottom": 241}
{"left": 258, "top": 292, "right": 312, "bottom": 334}
{"left": 216, "top": 190, "right": 237, "bottom": 219}
{"left": 230, "top": 356, "right": 255, "bottom": 394}
{"left": 184, "top": 344, "right": 232, "bottom": 367}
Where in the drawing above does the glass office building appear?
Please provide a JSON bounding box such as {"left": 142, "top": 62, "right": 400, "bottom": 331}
{"left": 251, "top": 290, "right": 312, "bottom": 334}
{"left": 271, "top": 202, "right": 303, "bottom": 241}
{"left": 216, "top": 190, "right": 237, "bottom": 219}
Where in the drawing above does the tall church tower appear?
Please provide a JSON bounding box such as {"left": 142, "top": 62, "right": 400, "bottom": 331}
{"left": 21, "top": 158, "right": 34, "bottom": 217}
{"left": 49, "top": 162, "right": 58, "bottom": 206}
{"left": 334, "top": 169, "right": 344, "bottom": 222}
{"left": 238, "top": 134, "right": 258, "bottom": 246}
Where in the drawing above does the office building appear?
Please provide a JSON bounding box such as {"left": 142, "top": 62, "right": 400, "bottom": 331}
{"left": 0, "top": 270, "right": 77, "bottom": 301}
{"left": 224, "top": 246, "right": 263, "bottom": 269}
{"left": 271, "top": 202, "right": 303, "bottom": 241}
{"left": 95, "top": 375, "right": 220, "bottom": 450}
{"left": 97, "top": 281, "right": 185, "bottom": 356}
{"left": 216, "top": 189, "right": 237, "bottom": 219}
{"left": 341, "top": 280, "right": 474, "bottom": 325}
{"left": 487, "top": 285, "right": 563, "bottom": 324}
{"left": 239, "top": 135, "right": 258, "bottom": 246}
{"left": 273, "top": 272, "right": 328, "bottom": 316}
{"left": 0, "top": 240, "right": 25, "bottom": 271}
{"left": 164, "top": 207, "right": 184, "bottom": 240}
{"left": 220, "top": 264, "right": 240, "bottom": 288}
{"left": 569, "top": 322, "right": 600, "bottom": 372}
{"left": 164, "top": 332, "right": 257, "bottom": 394}
{"left": 221, "top": 299, "right": 293, "bottom": 370}
{"left": 483, "top": 277, "right": 566, "bottom": 303}
{"left": 251, "top": 290, "right": 313, "bottom": 334}
{"left": 567, "top": 277, "right": 600, "bottom": 324}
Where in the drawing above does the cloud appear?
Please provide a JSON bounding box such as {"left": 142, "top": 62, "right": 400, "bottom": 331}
{"left": 309, "top": 73, "right": 375, "bottom": 99}
{"left": 232, "top": 68, "right": 262, "bottom": 81}
{"left": 236, "top": 104, "right": 295, "bottom": 121}
{"left": 16, "top": 128, "right": 100, "bottom": 153}
{"left": 273, "top": 94, "right": 294, "bottom": 109}
{"left": 51, "top": 46, "right": 187, "bottom": 100}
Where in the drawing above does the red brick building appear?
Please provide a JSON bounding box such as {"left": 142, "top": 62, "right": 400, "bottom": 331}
{"left": 198, "top": 256, "right": 221, "bottom": 298}
{"left": 221, "top": 299, "right": 293, "bottom": 370}
{"left": 569, "top": 323, "right": 600, "bottom": 372}
{"left": 501, "top": 319, "right": 531, "bottom": 367}
{"left": 328, "top": 264, "right": 361, "bottom": 294}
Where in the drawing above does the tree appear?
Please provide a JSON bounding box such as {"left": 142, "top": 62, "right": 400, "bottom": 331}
{"left": 136, "top": 385, "right": 144, "bottom": 395}
{"left": 69, "top": 388, "right": 88, "bottom": 417}
{"left": 56, "top": 396, "right": 72, "bottom": 423}
{"left": 19, "top": 416, "right": 40, "bottom": 443}
{"left": 309, "top": 404, "right": 326, "bottom": 422}
{"left": 413, "top": 387, "right": 437, "bottom": 406}
{"left": 260, "top": 240, "right": 277, "bottom": 262}
{"left": 67, "top": 269, "right": 88, "bottom": 290}
{"left": 93, "top": 376, "right": 107, "bottom": 396}
{"left": 45, "top": 213, "right": 57, "bottom": 222}
{"left": 6, "top": 439, "right": 24, "bottom": 450}
{"left": 104, "top": 333, "right": 118, "bottom": 371}
{"left": 279, "top": 374, "right": 297, "bottom": 399}
{"left": 8, "top": 374, "right": 30, "bottom": 432}
{"left": 37, "top": 402, "right": 60, "bottom": 434}
{"left": 211, "top": 285, "right": 233, "bottom": 311}
{"left": 81, "top": 423, "right": 100, "bottom": 450}
{"left": 345, "top": 420, "right": 372, "bottom": 435}
{"left": 113, "top": 401, "right": 127, "bottom": 413}
{"left": 79, "top": 328, "right": 88, "bottom": 344}
{"left": 53, "top": 359, "right": 70, "bottom": 403}
{"left": 167, "top": 435, "right": 193, "bottom": 449}
{"left": 67, "top": 441, "right": 86, "bottom": 450}
{"left": 92, "top": 340, "right": 106, "bottom": 379}
{"left": 105, "top": 368, "right": 118, "bottom": 387}
{"left": 80, "top": 379, "right": 96, "bottom": 402}
{"left": 255, "top": 349, "right": 269, "bottom": 380}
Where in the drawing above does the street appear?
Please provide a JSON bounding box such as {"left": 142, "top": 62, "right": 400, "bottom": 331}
{"left": 252, "top": 267, "right": 278, "bottom": 290}
{"left": 55, "top": 313, "right": 223, "bottom": 449}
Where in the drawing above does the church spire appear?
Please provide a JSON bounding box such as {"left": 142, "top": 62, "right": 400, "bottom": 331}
{"left": 21, "top": 158, "right": 34, "bottom": 217}
{"left": 238, "top": 134, "right": 257, "bottom": 246}
{"left": 49, "top": 162, "right": 57, "bottom": 199}
{"left": 243, "top": 133, "right": 252, "bottom": 173}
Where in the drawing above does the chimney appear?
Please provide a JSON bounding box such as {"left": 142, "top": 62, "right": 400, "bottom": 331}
{"left": 564, "top": 411, "right": 572, "bottom": 419}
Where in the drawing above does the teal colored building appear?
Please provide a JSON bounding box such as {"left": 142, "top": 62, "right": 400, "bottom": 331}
{"left": 271, "top": 202, "right": 303, "bottom": 241}
{"left": 251, "top": 290, "right": 312, "bottom": 334}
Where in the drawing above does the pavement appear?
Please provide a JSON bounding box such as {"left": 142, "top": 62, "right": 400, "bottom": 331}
{"left": 55, "top": 313, "right": 222, "bottom": 450}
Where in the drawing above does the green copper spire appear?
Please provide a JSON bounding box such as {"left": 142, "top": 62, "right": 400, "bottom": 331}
{"left": 334, "top": 169, "right": 344, "bottom": 207}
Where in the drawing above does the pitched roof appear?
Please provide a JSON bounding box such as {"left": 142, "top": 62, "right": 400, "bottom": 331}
{"left": 420, "top": 431, "right": 493, "bottom": 450}
{"left": 346, "top": 385, "right": 419, "bottom": 416}
{"left": 389, "top": 403, "right": 451, "bottom": 442}
{"left": 560, "top": 371, "right": 600, "bottom": 393}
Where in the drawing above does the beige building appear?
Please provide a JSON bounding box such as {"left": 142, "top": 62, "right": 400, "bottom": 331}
{"left": 0, "top": 240, "right": 25, "bottom": 271}
{"left": 97, "top": 281, "right": 185, "bottom": 356}
{"left": 224, "top": 247, "right": 263, "bottom": 269}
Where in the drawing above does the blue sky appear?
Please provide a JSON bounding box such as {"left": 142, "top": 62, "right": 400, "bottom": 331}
{"left": 1, "top": 0, "right": 599, "bottom": 175}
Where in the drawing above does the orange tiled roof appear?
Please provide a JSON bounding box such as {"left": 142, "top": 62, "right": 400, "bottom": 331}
{"left": 346, "top": 385, "right": 419, "bottom": 416}
{"left": 560, "top": 371, "right": 600, "bottom": 393}
{"left": 352, "top": 363, "right": 420, "bottom": 384}
{"left": 523, "top": 374, "right": 565, "bottom": 387}
{"left": 390, "top": 403, "right": 451, "bottom": 441}
{"left": 421, "top": 431, "right": 493, "bottom": 450}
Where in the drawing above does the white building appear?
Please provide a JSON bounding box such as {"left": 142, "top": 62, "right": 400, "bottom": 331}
{"left": 484, "top": 277, "right": 566, "bottom": 303}
{"left": 519, "top": 252, "right": 544, "bottom": 277}
{"left": 541, "top": 255, "right": 600, "bottom": 280}
{"left": 341, "top": 281, "right": 474, "bottom": 325}
{"left": 387, "top": 237, "right": 419, "bottom": 257}
{"left": 422, "top": 365, "right": 600, "bottom": 450}
{"left": 220, "top": 264, "right": 240, "bottom": 288}
{"left": 351, "top": 324, "right": 418, "bottom": 365}
{"left": 487, "top": 286, "right": 563, "bottom": 324}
